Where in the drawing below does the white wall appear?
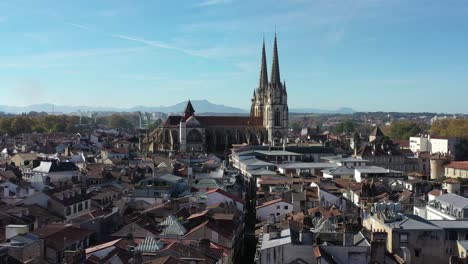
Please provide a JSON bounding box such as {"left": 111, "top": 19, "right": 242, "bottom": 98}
{"left": 206, "top": 191, "right": 244, "bottom": 212}
{"left": 256, "top": 201, "right": 293, "bottom": 221}
{"left": 319, "top": 189, "right": 341, "bottom": 208}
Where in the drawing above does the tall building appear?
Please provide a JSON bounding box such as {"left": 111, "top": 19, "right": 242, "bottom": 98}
{"left": 251, "top": 34, "right": 289, "bottom": 145}
{"left": 147, "top": 35, "right": 289, "bottom": 153}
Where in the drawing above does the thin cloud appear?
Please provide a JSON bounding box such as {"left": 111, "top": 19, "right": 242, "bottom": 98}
{"left": 69, "top": 23, "right": 91, "bottom": 30}
{"left": 0, "top": 16, "right": 7, "bottom": 23}
{"left": 194, "top": 0, "right": 232, "bottom": 7}
{"left": 111, "top": 34, "right": 211, "bottom": 58}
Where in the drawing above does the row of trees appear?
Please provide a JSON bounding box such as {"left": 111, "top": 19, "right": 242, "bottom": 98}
{"left": 0, "top": 113, "right": 163, "bottom": 136}
{"left": 430, "top": 119, "right": 468, "bottom": 139}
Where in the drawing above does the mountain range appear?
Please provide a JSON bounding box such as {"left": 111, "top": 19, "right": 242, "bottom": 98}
{"left": 0, "top": 100, "right": 354, "bottom": 115}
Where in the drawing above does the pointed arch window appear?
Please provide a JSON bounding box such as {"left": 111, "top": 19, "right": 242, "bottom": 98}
{"left": 274, "top": 109, "right": 281, "bottom": 127}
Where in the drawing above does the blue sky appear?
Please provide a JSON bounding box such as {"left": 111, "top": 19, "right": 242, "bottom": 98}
{"left": 0, "top": 0, "right": 468, "bottom": 113}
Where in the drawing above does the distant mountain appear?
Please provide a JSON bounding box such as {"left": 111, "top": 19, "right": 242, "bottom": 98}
{"left": 129, "top": 100, "right": 248, "bottom": 114}
{"left": 0, "top": 100, "right": 248, "bottom": 114}
{"left": 0, "top": 101, "right": 354, "bottom": 115}
{"left": 290, "top": 107, "right": 355, "bottom": 114}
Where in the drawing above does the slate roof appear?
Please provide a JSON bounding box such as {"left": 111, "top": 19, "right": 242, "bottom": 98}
{"left": 160, "top": 220, "right": 187, "bottom": 237}
{"left": 385, "top": 214, "right": 442, "bottom": 231}
{"left": 136, "top": 236, "right": 166, "bottom": 252}
{"left": 163, "top": 115, "right": 263, "bottom": 127}
{"left": 435, "top": 193, "right": 468, "bottom": 210}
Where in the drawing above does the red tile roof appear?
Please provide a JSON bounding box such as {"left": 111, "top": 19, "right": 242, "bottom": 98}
{"left": 428, "top": 189, "right": 442, "bottom": 197}
{"left": 446, "top": 161, "right": 468, "bottom": 170}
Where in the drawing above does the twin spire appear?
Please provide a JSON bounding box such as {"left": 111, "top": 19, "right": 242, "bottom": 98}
{"left": 270, "top": 33, "right": 280, "bottom": 85}
{"left": 258, "top": 33, "right": 281, "bottom": 90}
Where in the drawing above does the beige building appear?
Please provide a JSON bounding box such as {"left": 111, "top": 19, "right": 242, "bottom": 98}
{"left": 445, "top": 161, "right": 468, "bottom": 179}
{"left": 363, "top": 212, "right": 446, "bottom": 264}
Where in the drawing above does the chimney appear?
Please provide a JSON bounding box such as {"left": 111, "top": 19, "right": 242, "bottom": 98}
{"left": 370, "top": 232, "right": 387, "bottom": 263}
{"left": 4, "top": 186, "right": 9, "bottom": 198}
{"left": 198, "top": 239, "right": 210, "bottom": 255}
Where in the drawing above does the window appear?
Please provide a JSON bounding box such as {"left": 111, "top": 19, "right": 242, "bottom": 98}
{"left": 274, "top": 110, "right": 281, "bottom": 127}
{"left": 66, "top": 206, "right": 71, "bottom": 216}
{"left": 78, "top": 203, "right": 83, "bottom": 212}
{"left": 73, "top": 204, "right": 77, "bottom": 214}
{"left": 400, "top": 233, "right": 408, "bottom": 243}
{"left": 187, "top": 129, "right": 203, "bottom": 143}
{"left": 415, "top": 249, "right": 421, "bottom": 257}
{"left": 284, "top": 206, "right": 289, "bottom": 210}
{"left": 84, "top": 201, "right": 89, "bottom": 209}
{"left": 276, "top": 213, "right": 280, "bottom": 216}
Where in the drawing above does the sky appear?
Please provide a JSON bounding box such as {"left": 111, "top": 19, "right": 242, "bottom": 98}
{"left": 1, "top": 0, "right": 468, "bottom": 113}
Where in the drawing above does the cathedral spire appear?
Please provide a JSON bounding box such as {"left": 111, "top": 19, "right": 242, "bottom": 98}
{"left": 259, "top": 38, "right": 268, "bottom": 89}
{"left": 283, "top": 80, "right": 287, "bottom": 95}
{"left": 184, "top": 99, "right": 195, "bottom": 119}
{"left": 270, "top": 33, "right": 280, "bottom": 84}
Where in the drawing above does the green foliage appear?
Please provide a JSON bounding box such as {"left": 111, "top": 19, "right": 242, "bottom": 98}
{"left": 0, "top": 113, "right": 139, "bottom": 136}
{"left": 108, "top": 114, "right": 134, "bottom": 129}
{"left": 0, "top": 115, "right": 79, "bottom": 136}
{"left": 335, "top": 119, "right": 355, "bottom": 133}
{"left": 385, "top": 121, "right": 424, "bottom": 140}
{"left": 290, "top": 121, "right": 302, "bottom": 132}
{"left": 431, "top": 119, "right": 468, "bottom": 138}
{"left": 147, "top": 118, "right": 163, "bottom": 130}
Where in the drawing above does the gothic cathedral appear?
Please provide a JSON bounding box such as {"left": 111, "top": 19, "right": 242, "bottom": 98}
{"left": 251, "top": 34, "right": 289, "bottom": 145}
{"left": 147, "top": 35, "right": 289, "bottom": 153}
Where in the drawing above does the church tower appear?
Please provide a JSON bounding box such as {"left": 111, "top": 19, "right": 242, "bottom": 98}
{"left": 264, "top": 34, "right": 288, "bottom": 145}
{"left": 251, "top": 39, "right": 268, "bottom": 119}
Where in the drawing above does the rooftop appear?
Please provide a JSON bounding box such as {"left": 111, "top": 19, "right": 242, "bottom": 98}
{"left": 446, "top": 161, "right": 468, "bottom": 170}
{"left": 435, "top": 193, "right": 468, "bottom": 209}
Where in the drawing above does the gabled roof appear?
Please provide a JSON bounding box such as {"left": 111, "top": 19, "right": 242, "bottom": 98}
{"left": 370, "top": 127, "right": 385, "bottom": 137}
{"left": 161, "top": 220, "right": 187, "bottom": 237}
{"left": 256, "top": 198, "right": 291, "bottom": 209}
{"left": 184, "top": 100, "right": 195, "bottom": 115}
{"left": 136, "top": 236, "right": 166, "bottom": 252}
{"left": 85, "top": 238, "right": 122, "bottom": 254}
{"left": 205, "top": 188, "right": 245, "bottom": 205}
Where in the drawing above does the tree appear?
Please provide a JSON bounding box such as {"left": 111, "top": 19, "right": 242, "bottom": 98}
{"left": 431, "top": 119, "right": 468, "bottom": 138}
{"left": 108, "top": 114, "right": 133, "bottom": 129}
{"left": 335, "top": 119, "right": 355, "bottom": 133}
{"left": 290, "top": 121, "right": 302, "bottom": 133}
{"left": 147, "top": 118, "right": 162, "bottom": 130}
{"left": 385, "top": 121, "right": 424, "bottom": 140}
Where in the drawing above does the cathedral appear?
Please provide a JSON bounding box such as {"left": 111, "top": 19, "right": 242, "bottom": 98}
{"left": 147, "top": 35, "right": 289, "bottom": 153}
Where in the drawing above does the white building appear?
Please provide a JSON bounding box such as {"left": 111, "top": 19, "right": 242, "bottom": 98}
{"left": 414, "top": 193, "right": 468, "bottom": 220}
{"left": 205, "top": 188, "right": 245, "bottom": 212}
{"left": 409, "top": 135, "right": 459, "bottom": 155}
{"left": 256, "top": 198, "right": 293, "bottom": 221}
